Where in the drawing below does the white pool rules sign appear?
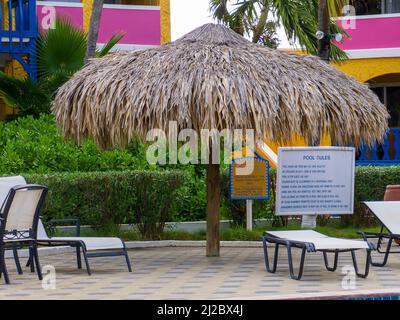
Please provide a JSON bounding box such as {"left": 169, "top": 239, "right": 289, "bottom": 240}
{"left": 276, "top": 147, "right": 355, "bottom": 216}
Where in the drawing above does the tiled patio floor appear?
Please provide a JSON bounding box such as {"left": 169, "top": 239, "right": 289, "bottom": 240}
{"left": 1, "top": 246, "right": 400, "bottom": 299}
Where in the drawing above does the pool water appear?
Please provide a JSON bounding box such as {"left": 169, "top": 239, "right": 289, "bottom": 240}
{"left": 344, "top": 295, "right": 400, "bottom": 300}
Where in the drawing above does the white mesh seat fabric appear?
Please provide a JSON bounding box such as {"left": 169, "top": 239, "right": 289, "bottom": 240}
{"left": 43, "top": 237, "right": 124, "bottom": 251}
{"left": 266, "top": 230, "right": 370, "bottom": 250}
{"left": 5, "top": 188, "right": 43, "bottom": 233}
{"left": 37, "top": 219, "right": 124, "bottom": 251}
{"left": 364, "top": 201, "right": 400, "bottom": 235}
{"left": 1, "top": 177, "right": 45, "bottom": 241}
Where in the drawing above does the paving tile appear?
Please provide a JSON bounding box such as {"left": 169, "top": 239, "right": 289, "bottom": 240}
{"left": 0, "top": 247, "right": 399, "bottom": 299}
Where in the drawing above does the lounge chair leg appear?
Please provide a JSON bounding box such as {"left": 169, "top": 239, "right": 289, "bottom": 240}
{"left": 124, "top": 250, "right": 132, "bottom": 272}
{"left": 28, "top": 247, "right": 35, "bottom": 272}
{"left": 32, "top": 245, "right": 43, "bottom": 281}
{"left": 262, "top": 236, "right": 279, "bottom": 273}
{"left": 12, "top": 244, "right": 23, "bottom": 275}
{"left": 0, "top": 247, "right": 10, "bottom": 284}
{"left": 286, "top": 242, "right": 306, "bottom": 280}
{"left": 82, "top": 248, "right": 92, "bottom": 276}
{"left": 76, "top": 247, "right": 82, "bottom": 269}
{"left": 323, "top": 251, "right": 339, "bottom": 272}
{"left": 351, "top": 249, "right": 371, "bottom": 279}
{"left": 26, "top": 253, "right": 31, "bottom": 268}
{"left": 371, "top": 238, "right": 392, "bottom": 267}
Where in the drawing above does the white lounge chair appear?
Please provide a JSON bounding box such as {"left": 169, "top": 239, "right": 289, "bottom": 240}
{"left": 362, "top": 201, "right": 400, "bottom": 267}
{"left": 0, "top": 184, "right": 48, "bottom": 284}
{"left": 0, "top": 176, "right": 131, "bottom": 276}
{"left": 262, "top": 230, "right": 374, "bottom": 280}
{"left": 35, "top": 218, "right": 132, "bottom": 275}
{"left": 0, "top": 176, "right": 42, "bottom": 279}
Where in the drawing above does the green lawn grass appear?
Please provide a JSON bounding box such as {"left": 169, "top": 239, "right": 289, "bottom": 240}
{"left": 53, "top": 220, "right": 382, "bottom": 241}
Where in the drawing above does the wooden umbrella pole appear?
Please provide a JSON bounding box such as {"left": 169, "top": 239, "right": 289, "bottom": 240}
{"left": 206, "top": 160, "right": 221, "bottom": 257}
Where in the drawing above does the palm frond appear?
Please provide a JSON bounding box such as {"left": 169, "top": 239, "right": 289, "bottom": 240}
{"left": 96, "top": 32, "right": 125, "bottom": 57}
{"left": 37, "top": 17, "right": 87, "bottom": 80}
{"left": 0, "top": 72, "right": 50, "bottom": 117}
{"left": 328, "top": 0, "right": 348, "bottom": 17}
{"left": 272, "top": 0, "right": 347, "bottom": 61}
{"left": 209, "top": 0, "right": 231, "bottom": 23}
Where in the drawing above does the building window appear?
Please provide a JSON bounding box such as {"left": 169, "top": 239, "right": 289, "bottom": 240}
{"left": 351, "top": 0, "right": 400, "bottom": 15}
{"left": 371, "top": 85, "right": 400, "bottom": 127}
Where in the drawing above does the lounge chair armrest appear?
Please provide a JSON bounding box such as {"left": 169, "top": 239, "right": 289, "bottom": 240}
{"left": 358, "top": 231, "right": 383, "bottom": 238}
{"left": 262, "top": 234, "right": 315, "bottom": 252}
{"left": 358, "top": 231, "right": 400, "bottom": 240}
{"left": 46, "top": 218, "right": 81, "bottom": 237}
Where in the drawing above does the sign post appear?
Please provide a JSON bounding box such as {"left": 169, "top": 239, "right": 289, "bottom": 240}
{"left": 246, "top": 200, "right": 253, "bottom": 231}
{"left": 230, "top": 156, "right": 270, "bottom": 231}
{"left": 276, "top": 147, "right": 355, "bottom": 226}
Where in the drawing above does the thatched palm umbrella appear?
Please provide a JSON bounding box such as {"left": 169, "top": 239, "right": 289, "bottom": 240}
{"left": 53, "top": 23, "right": 389, "bottom": 257}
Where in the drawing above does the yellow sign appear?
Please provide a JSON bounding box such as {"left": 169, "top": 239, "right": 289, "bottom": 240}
{"left": 230, "top": 157, "right": 269, "bottom": 200}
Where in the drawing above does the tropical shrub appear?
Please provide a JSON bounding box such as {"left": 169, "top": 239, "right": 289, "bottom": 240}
{"left": 0, "top": 18, "right": 123, "bottom": 119}
{"left": 0, "top": 115, "right": 146, "bottom": 174}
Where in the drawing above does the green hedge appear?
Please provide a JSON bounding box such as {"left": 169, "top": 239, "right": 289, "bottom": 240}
{"left": 25, "top": 166, "right": 400, "bottom": 235}
{"left": 348, "top": 166, "right": 400, "bottom": 226}
{"left": 26, "top": 170, "right": 187, "bottom": 239}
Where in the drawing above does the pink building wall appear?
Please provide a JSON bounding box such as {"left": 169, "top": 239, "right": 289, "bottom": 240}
{"left": 98, "top": 7, "right": 160, "bottom": 45}
{"left": 36, "top": 2, "right": 160, "bottom": 46}
{"left": 336, "top": 15, "right": 400, "bottom": 50}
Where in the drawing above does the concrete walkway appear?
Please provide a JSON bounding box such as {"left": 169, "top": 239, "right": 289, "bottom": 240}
{"left": 1, "top": 246, "right": 400, "bottom": 299}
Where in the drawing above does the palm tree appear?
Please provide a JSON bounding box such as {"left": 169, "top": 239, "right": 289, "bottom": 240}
{"left": 210, "top": 0, "right": 348, "bottom": 61}
{"left": 210, "top": 0, "right": 278, "bottom": 46}
{"left": 0, "top": 18, "right": 123, "bottom": 118}
{"left": 85, "top": 0, "right": 104, "bottom": 64}
{"left": 318, "top": 0, "right": 330, "bottom": 61}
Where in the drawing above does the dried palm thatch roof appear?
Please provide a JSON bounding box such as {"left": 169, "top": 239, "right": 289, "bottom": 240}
{"left": 53, "top": 23, "right": 389, "bottom": 149}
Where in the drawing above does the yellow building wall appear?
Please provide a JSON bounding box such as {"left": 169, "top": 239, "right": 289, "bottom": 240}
{"left": 332, "top": 57, "right": 400, "bottom": 83}
{"left": 160, "top": 0, "right": 171, "bottom": 44}
{"left": 82, "top": 0, "right": 93, "bottom": 33}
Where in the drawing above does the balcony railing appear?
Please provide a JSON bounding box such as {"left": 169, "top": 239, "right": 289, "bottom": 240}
{"left": 0, "top": 0, "right": 38, "bottom": 79}
{"left": 0, "top": 0, "right": 37, "bottom": 46}
{"left": 356, "top": 128, "right": 400, "bottom": 166}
